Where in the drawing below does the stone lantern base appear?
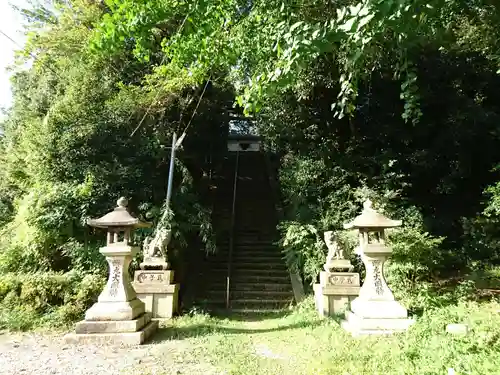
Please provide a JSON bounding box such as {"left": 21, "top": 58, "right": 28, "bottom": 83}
{"left": 341, "top": 299, "right": 415, "bottom": 336}
{"left": 314, "top": 271, "right": 360, "bottom": 317}
{"left": 65, "top": 313, "right": 159, "bottom": 346}
{"left": 64, "top": 245, "right": 159, "bottom": 345}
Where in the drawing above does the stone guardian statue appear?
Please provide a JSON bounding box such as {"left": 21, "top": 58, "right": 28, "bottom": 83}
{"left": 141, "top": 227, "right": 171, "bottom": 270}
{"left": 323, "top": 230, "right": 353, "bottom": 272}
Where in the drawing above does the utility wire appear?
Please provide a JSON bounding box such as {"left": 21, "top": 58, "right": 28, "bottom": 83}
{"left": 0, "top": 28, "right": 61, "bottom": 79}
{"left": 129, "top": 0, "right": 248, "bottom": 139}
{"left": 129, "top": 1, "right": 198, "bottom": 137}
{"left": 175, "top": 76, "right": 211, "bottom": 148}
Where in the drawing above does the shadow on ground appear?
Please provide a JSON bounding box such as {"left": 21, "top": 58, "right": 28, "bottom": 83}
{"left": 148, "top": 317, "right": 323, "bottom": 343}
{"left": 213, "top": 310, "right": 292, "bottom": 322}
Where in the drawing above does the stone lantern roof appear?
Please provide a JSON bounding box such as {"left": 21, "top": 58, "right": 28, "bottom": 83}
{"left": 87, "top": 197, "right": 152, "bottom": 229}
{"left": 343, "top": 200, "right": 402, "bottom": 230}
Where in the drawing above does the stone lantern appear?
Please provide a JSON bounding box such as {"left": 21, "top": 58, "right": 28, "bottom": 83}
{"left": 341, "top": 199, "right": 414, "bottom": 336}
{"left": 65, "top": 197, "right": 158, "bottom": 345}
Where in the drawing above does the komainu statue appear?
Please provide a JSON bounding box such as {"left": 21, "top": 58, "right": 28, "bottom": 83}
{"left": 323, "top": 230, "right": 353, "bottom": 272}
{"left": 141, "top": 228, "right": 171, "bottom": 270}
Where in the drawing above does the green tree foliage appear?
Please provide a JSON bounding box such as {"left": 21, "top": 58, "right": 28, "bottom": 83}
{"left": 89, "top": 1, "right": 500, "bottom": 295}
{"left": 91, "top": 0, "right": 500, "bottom": 122}
{"left": 262, "top": 48, "right": 500, "bottom": 286}
{"left": 0, "top": 0, "right": 227, "bottom": 328}
{"left": 1, "top": 0, "right": 500, "bottom": 327}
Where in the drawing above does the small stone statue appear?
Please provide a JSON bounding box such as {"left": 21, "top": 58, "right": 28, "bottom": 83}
{"left": 141, "top": 228, "right": 171, "bottom": 270}
{"left": 324, "top": 231, "right": 344, "bottom": 260}
{"left": 323, "top": 230, "right": 353, "bottom": 272}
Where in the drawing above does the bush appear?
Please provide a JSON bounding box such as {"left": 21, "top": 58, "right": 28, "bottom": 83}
{"left": 386, "top": 226, "right": 446, "bottom": 288}
{"left": 60, "top": 239, "right": 107, "bottom": 275}
{"left": 461, "top": 216, "right": 500, "bottom": 265}
{"left": 0, "top": 270, "right": 105, "bottom": 330}
{"left": 0, "top": 178, "right": 94, "bottom": 273}
{"left": 279, "top": 222, "right": 325, "bottom": 286}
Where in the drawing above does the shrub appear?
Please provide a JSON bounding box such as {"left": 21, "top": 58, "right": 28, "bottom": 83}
{"left": 60, "top": 239, "right": 107, "bottom": 275}
{"left": 386, "top": 226, "right": 446, "bottom": 288}
{"left": 279, "top": 222, "right": 325, "bottom": 286}
{"left": 0, "top": 270, "right": 105, "bottom": 330}
{"left": 0, "top": 178, "right": 94, "bottom": 273}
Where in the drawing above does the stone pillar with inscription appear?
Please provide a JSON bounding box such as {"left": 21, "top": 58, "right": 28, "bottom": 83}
{"left": 65, "top": 197, "right": 158, "bottom": 345}
{"left": 132, "top": 228, "right": 179, "bottom": 319}
{"left": 341, "top": 200, "right": 415, "bottom": 336}
{"left": 314, "top": 231, "right": 360, "bottom": 317}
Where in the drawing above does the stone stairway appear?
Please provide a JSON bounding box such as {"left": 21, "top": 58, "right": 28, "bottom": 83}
{"left": 195, "top": 151, "right": 294, "bottom": 312}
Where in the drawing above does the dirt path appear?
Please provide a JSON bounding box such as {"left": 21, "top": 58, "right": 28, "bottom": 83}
{"left": 0, "top": 330, "right": 219, "bottom": 375}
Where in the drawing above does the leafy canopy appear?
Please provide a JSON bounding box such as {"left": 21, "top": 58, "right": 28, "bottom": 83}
{"left": 92, "top": 0, "right": 500, "bottom": 122}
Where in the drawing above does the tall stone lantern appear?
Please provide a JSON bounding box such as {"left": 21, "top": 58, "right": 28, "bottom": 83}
{"left": 65, "top": 197, "right": 159, "bottom": 345}
{"left": 341, "top": 199, "right": 415, "bottom": 336}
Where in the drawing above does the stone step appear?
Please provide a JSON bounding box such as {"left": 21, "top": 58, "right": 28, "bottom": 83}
{"left": 205, "top": 257, "right": 285, "bottom": 266}
{"left": 213, "top": 205, "right": 275, "bottom": 210}
{"left": 236, "top": 192, "right": 273, "bottom": 196}
{"left": 213, "top": 220, "right": 277, "bottom": 225}
{"left": 202, "top": 272, "right": 291, "bottom": 284}
{"left": 192, "top": 299, "right": 226, "bottom": 310}
{"left": 214, "top": 245, "right": 280, "bottom": 250}
{"left": 215, "top": 249, "right": 280, "bottom": 254}
{"left": 217, "top": 241, "right": 279, "bottom": 246}
{"left": 216, "top": 226, "right": 278, "bottom": 231}
{"left": 228, "top": 308, "right": 287, "bottom": 314}
{"left": 233, "top": 253, "right": 285, "bottom": 259}
{"left": 200, "top": 275, "right": 291, "bottom": 288}
{"left": 214, "top": 211, "right": 276, "bottom": 216}
{"left": 231, "top": 256, "right": 285, "bottom": 263}
{"left": 212, "top": 263, "right": 288, "bottom": 272}
{"left": 213, "top": 210, "right": 275, "bottom": 215}
{"left": 200, "top": 276, "right": 227, "bottom": 286}
{"left": 231, "top": 274, "right": 291, "bottom": 283}
{"left": 212, "top": 282, "right": 293, "bottom": 292}
{"left": 197, "top": 302, "right": 293, "bottom": 315}
{"left": 214, "top": 225, "right": 278, "bottom": 231}
{"left": 230, "top": 299, "right": 294, "bottom": 310}
{"left": 232, "top": 270, "right": 290, "bottom": 279}
{"left": 234, "top": 234, "right": 278, "bottom": 238}
{"left": 206, "top": 290, "right": 293, "bottom": 301}
{"left": 214, "top": 203, "right": 276, "bottom": 209}
{"left": 207, "top": 268, "right": 289, "bottom": 278}
{"left": 215, "top": 225, "right": 278, "bottom": 231}
{"left": 213, "top": 251, "right": 284, "bottom": 258}
{"left": 213, "top": 215, "right": 277, "bottom": 220}
{"left": 216, "top": 245, "right": 281, "bottom": 251}
{"left": 234, "top": 262, "right": 287, "bottom": 270}
{"left": 207, "top": 252, "right": 284, "bottom": 259}
{"left": 206, "top": 290, "right": 293, "bottom": 300}
{"left": 215, "top": 213, "right": 277, "bottom": 218}
{"left": 233, "top": 247, "right": 282, "bottom": 253}
{"left": 214, "top": 212, "right": 277, "bottom": 217}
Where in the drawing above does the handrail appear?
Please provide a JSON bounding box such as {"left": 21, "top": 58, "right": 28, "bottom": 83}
{"left": 226, "top": 150, "right": 240, "bottom": 308}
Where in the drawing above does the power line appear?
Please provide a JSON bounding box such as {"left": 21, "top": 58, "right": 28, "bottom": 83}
{"left": 0, "top": 28, "right": 21, "bottom": 47}
{"left": 0, "top": 28, "right": 61, "bottom": 78}
{"left": 128, "top": 0, "right": 248, "bottom": 139}
{"left": 176, "top": 76, "right": 211, "bottom": 146}
{"left": 130, "top": 1, "right": 198, "bottom": 137}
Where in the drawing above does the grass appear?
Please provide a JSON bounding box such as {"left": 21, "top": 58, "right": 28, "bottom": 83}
{"left": 144, "top": 296, "right": 500, "bottom": 375}
{"left": 2, "top": 267, "right": 499, "bottom": 374}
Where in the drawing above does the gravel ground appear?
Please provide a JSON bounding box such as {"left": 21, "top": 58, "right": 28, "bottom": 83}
{"left": 0, "top": 331, "right": 219, "bottom": 375}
